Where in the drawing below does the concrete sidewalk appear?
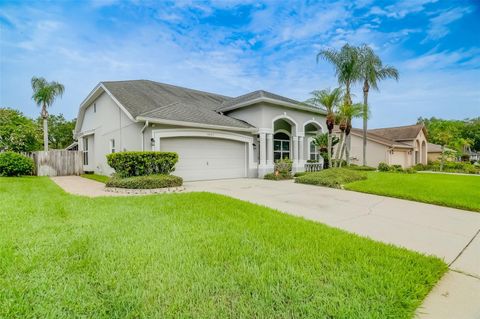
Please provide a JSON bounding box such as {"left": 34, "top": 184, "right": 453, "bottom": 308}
{"left": 52, "top": 176, "right": 480, "bottom": 318}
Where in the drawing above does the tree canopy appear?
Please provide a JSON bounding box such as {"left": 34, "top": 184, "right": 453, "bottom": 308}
{"left": 418, "top": 117, "right": 480, "bottom": 153}
{"left": 0, "top": 108, "right": 41, "bottom": 152}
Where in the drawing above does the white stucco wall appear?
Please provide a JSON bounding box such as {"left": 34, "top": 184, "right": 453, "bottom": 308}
{"left": 78, "top": 92, "right": 144, "bottom": 175}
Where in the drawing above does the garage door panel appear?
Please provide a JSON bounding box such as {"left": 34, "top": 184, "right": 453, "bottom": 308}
{"left": 159, "top": 137, "right": 247, "bottom": 181}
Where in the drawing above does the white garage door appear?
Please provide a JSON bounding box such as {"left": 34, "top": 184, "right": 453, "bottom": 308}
{"left": 160, "top": 137, "right": 247, "bottom": 181}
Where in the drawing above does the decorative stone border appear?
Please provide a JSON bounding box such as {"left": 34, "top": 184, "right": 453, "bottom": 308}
{"left": 104, "top": 186, "right": 185, "bottom": 194}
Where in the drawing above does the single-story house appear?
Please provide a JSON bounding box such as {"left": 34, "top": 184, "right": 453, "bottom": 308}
{"left": 74, "top": 80, "right": 326, "bottom": 181}
{"left": 347, "top": 124, "right": 428, "bottom": 168}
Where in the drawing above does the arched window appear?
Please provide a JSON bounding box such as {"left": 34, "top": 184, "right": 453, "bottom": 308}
{"left": 274, "top": 132, "right": 290, "bottom": 160}
{"left": 309, "top": 140, "right": 319, "bottom": 161}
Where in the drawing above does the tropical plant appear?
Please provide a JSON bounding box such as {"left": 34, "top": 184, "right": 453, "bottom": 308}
{"left": 31, "top": 77, "right": 65, "bottom": 151}
{"left": 304, "top": 88, "right": 342, "bottom": 167}
{"left": 358, "top": 45, "right": 399, "bottom": 166}
{"left": 336, "top": 102, "right": 365, "bottom": 166}
{"left": 317, "top": 44, "right": 361, "bottom": 107}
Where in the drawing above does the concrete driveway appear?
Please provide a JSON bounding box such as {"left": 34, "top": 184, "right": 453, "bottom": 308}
{"left": 185, "top": 178, "right": 480, "bottom": 319}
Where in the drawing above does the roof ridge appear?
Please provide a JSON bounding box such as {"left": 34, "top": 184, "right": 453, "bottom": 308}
{"left": 369, "top": 123, "right": 423, "bottom": 131}
{"left": 102, "top": 79, "right": 232, "bottom": 100}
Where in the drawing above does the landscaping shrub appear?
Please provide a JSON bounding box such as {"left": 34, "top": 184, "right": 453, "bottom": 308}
{"left": 106, "top": 174, "right": 183, "bottom": 189}
{"left": 106, "top": 151, "right": 178, "bottom": 177}
{"left": 0, "top": 151, "right": 34, "bottom": 176}
{"left": 345, "top": 165, "right": 376, "bottom": 171}
{"left": 378, "top": 162, "right": 390, "bottom": 172}
{"left": 413, "top": 161, "right": 480, "bottom": 174}
{"left": 293, "top": 171, "right": 309, "bottom": 177}
{"left": 264, "top": 172, "right": 292, "bottom": 180}
{"left": 295, "top": 168, "right": 367, "bottom": 188}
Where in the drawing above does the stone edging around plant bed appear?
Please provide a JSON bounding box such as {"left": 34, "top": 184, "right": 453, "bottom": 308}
{"left": 104, "top": 186, "right": 185, "bottom": 194}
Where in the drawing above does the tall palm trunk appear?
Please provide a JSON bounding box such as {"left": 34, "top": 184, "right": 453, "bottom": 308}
{"left": 345, "top": 132, "right": 352, "bottom": 165}
{"left": 334, "top": 129, "right": 345, "bottom": 167}
{"left": 362, "top": 80, "right": 369, "bottom": 166}
{"left": 327, "top": 133, "right": 332, "bottom": 168}
{"left": 41, "top": 103, "right": 49, "bottom": 151}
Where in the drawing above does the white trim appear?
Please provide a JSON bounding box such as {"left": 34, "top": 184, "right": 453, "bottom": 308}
{"left": 100, "top": 83, "right": 136, "bottom": 122}
{"left": 307, "top": 136, "right": 320, "bottom": 161}
{"left": 272, "top": 114, "right": 298, "bottom": 128}
{"left": 151, "top": 128, "right": 254, "bottom": 144}
{"left": 139, "top": 116, "right": 257, "bottom": 133}
{"left": 217, "top": 97, "right": 327, "bottom": 115}
{"left": 257, "top": 128, "right": 274, "bottom": 134}
{"left": 77, "top": 129, "right": 95, "bottom": 138}
{"left": 303, "top": 119, "right": 324, "bottom": 132}
{"left": 274, "top": 129, "right": 291, "bottom": 137}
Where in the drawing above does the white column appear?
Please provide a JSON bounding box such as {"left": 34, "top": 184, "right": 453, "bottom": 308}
{"left": 292, "top": 136, "right": 299, "bottom": 167}
{"left": 259, "top": 132, "right": 267, "bottom": 167}
{"left": 298, "top": 136, "right": 304, "bottom": 166}
{"left": 266, "top": 133, "right": 274, "bottom": 167}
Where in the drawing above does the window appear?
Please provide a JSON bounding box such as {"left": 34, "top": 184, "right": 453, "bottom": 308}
{"left": 309, "top": 140, "right": 319, "bottom": 161}
{"left": 93, "top": 103, "right": 96, "bottom": 113}
{"left": 110, "top": 139, "right": 116, "bottom": 153}
{"left": 274, "top": 132, "right": 290, "bottom": 160}
{"left": 83, "top": 137, "right": 89, "bottom": 165}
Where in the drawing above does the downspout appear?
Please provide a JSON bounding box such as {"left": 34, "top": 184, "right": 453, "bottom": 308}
{"left": 141, "top": 120, "right": 149, "bottom": 151}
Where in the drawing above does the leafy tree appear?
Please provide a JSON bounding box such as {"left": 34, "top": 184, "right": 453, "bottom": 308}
{"left": 36, "top": 114, "right": 76, "bottom": 149}
{"left": 31, "top": 77, "right": 65, "bottom": 151}
{"left": 0, "top": 108, "right": 41, "bottom": 152}
{"left": 304, "top": 87, "right": 342, "bottom": 168}
{"left": 358, "top": 45, "right": 399, "bottom": 166}
{"left": 337, "top": 102, "right": 365, "bottom": 166}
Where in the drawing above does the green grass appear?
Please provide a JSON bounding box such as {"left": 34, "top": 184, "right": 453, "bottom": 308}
{"left": 345, "top": 172, "right": 480, "bottom": 212}
{"left": 81, "top": 173, "right": 110, "bottom": 184}
{"left": 0, "top": 177, "right": 447, "bottom": 318}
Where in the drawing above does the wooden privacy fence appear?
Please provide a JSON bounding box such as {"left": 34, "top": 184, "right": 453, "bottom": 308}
{"left": 26, "top": 150, "right": 84, "bottom": 176}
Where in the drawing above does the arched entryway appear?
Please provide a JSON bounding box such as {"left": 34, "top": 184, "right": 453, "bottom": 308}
{"left": 421, "top": 140, "right": 427, "bottom": 164}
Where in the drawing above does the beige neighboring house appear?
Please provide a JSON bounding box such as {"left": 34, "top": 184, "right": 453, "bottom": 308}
{"left": 427, "top": 143, "right": 455, "bottom": 162}
{"left": 347, "top": 124, "right": 428, "bottom": 168}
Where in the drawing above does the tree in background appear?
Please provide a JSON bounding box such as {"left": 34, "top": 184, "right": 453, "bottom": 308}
{"left": 418, "top": 117, "right": 480, "bottom": 158}
{"left": 358, "top": 45, "right": 399, "bottom": 166}
{"left": 31, "top": 77, "right": 65, "bottom": 151}
{"left": 36, "top": 114, "right": 76, "bottom": 149}
{"left": 337, "top": 102, "right": 365, "bottom": 166}
{"left": 0, "top": 108, "right": 41, "bottom": 152}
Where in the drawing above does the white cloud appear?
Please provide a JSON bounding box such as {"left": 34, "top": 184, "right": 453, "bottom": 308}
{"left": 369, "top": 0, "right": 438, "bottom": 19}
{"left": 423, "top": 6, "right": 474, "bottom": 41}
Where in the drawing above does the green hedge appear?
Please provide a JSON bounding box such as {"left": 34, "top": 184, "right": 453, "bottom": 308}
{"left": 264, "top": 172, "right": 293, "bottom": 180}
{"left": 295, "top": 168, "right": 367, "bottom": 188}
{"left": 414, "top": 161, "right": 479, "bottom": 174}
{"left": 106, "top": 174, "right": 183, "bottom": 189}
{"left": 0, "top": 151, "right": 34, "bottom": 176}
{"left": 106, "top": 151, "right": 178, "bottom": 178}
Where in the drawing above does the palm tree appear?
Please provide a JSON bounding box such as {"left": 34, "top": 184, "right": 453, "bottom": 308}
{"left": 317, "top": 44, "right": 361, "bottom": 107}
{"left": 31, "top": 77, "right": 65, "bottom": 151}
{"left": 336, "top": 102, "right": 365, "bottom": 167}
{"left": 358, "top": 45, "right": 399, "bottom": 166}
{"left": 304, "top": 87, "right": 342, "bottom": 168}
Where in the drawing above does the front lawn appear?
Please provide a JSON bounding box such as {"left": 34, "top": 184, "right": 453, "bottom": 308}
{"left": 0, "top": 177, "right": 446, "bottom": 318}
{"left": 345, "top": 172, "right": 480, "bottom": 212}
{"left": 81, "top": 173, "right": 109, "bottom": 183}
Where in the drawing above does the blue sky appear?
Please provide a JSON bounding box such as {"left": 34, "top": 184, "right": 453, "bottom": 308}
{"left": 0, "top": 0, "right": 479, "bottom": 128}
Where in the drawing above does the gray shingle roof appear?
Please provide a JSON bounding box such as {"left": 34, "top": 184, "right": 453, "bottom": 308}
{"left": 139, "top": 101, "right": 253, "bottom": 128}
{"left": 217, "top": 90, "right": 326, "bottom": 114}
{"left": 369, "top": 124, "right": 426, "bottom": 141}
{"left": 101, "top": 80, "right": 257, "bottom": 129}
{"left": 102, "top": 80, "right": 230, "bottom": 116}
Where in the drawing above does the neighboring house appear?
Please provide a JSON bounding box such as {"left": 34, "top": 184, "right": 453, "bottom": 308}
{"left": 427, "top": 143, "right": 455, "bottom": 162}
{"left": 465, "top": 149, "right": 480, "bottom": 162}
{"left": 346, "top": 124, "right": 428, "bottom": 168}
{"left": 74, "top": 80, "right": 326, "bottom": 181}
